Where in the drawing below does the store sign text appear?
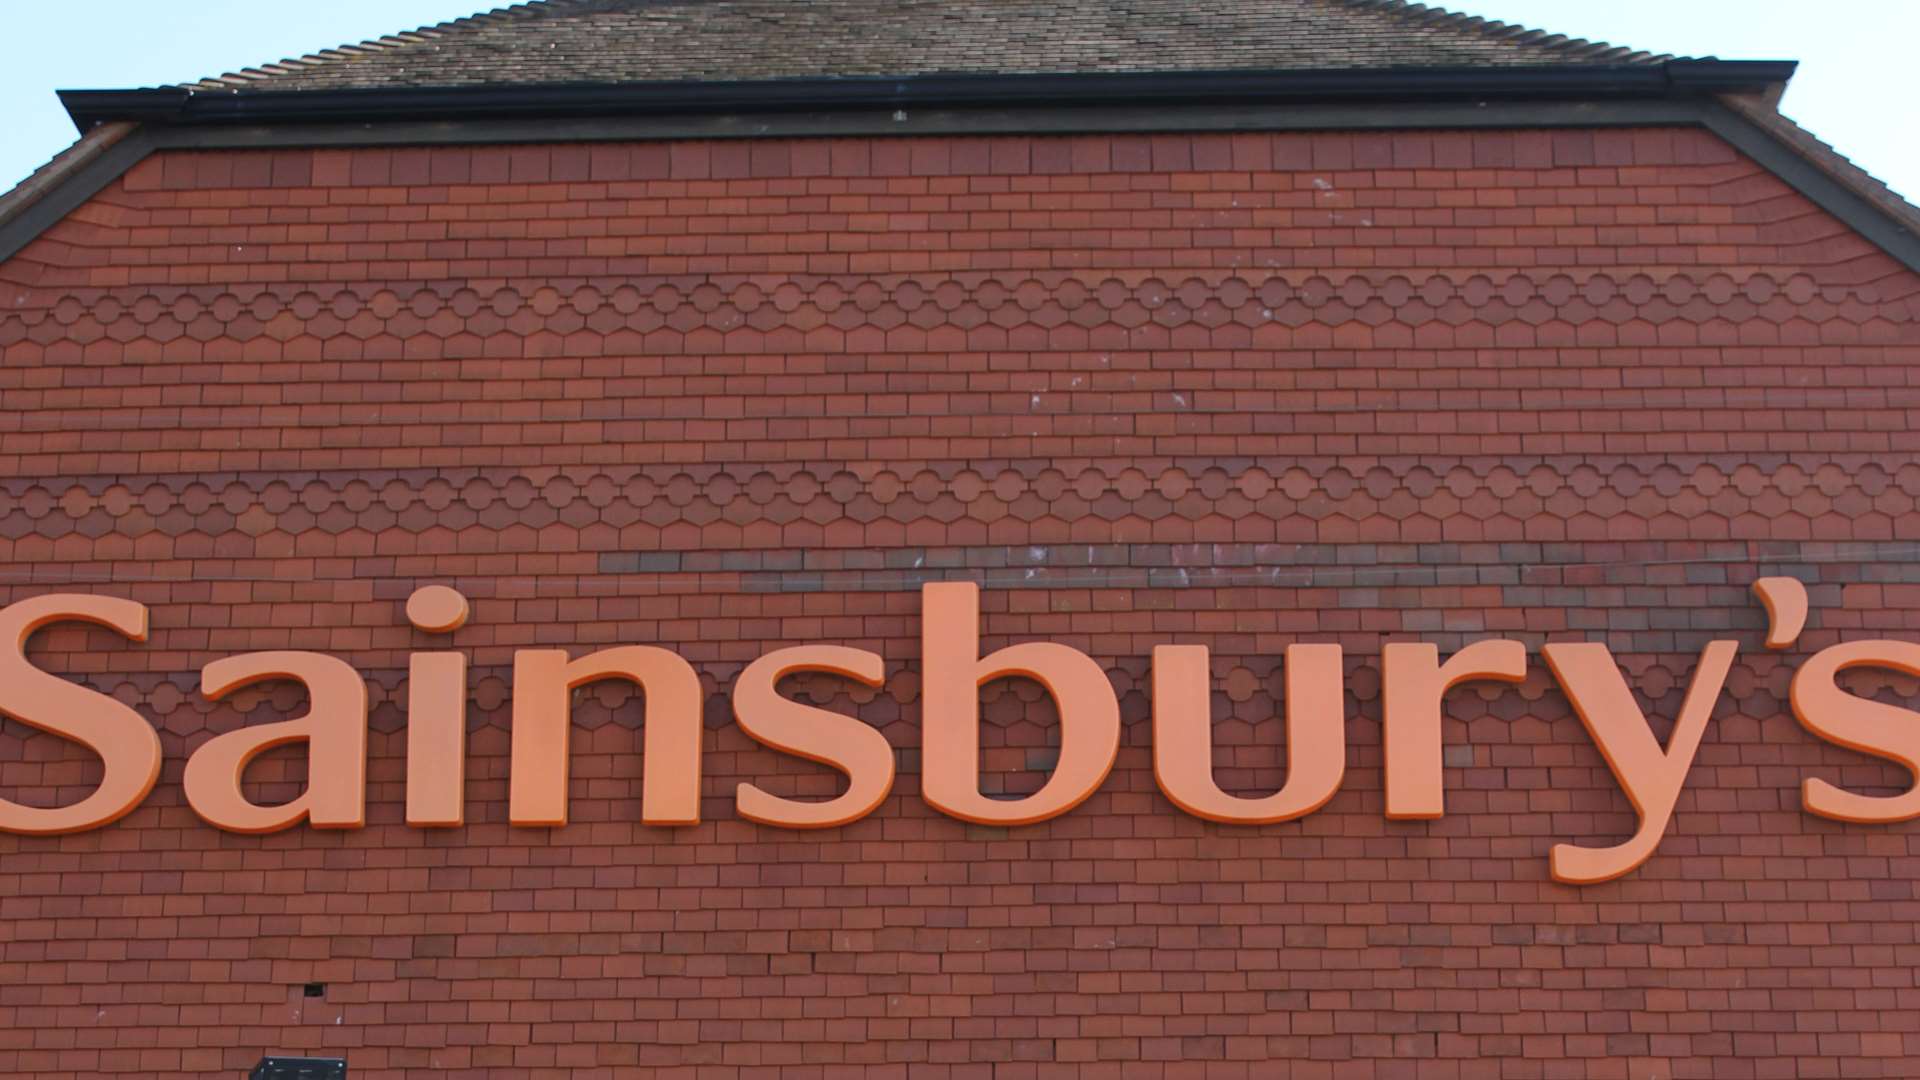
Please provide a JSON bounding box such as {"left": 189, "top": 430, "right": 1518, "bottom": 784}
{"left": 1, "top": 577, "right": 1915, "bottom": 886}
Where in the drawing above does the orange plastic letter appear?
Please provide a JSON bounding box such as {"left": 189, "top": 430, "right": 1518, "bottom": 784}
{"left": 406, "top": 652, "right": 468, "bottom": 827}
{"left": 1753, "top": 577, "right": 1808, "bottom": 650}
{"left": 920, "top": 582, "right": 1120, "bottom": 826}
{"left": 1382, "top": 640, "right": 1528, "bottom": 819}
{"left": 1791, "top": 640, "right": 1920, "bottom": 823}
{"left": 186, "top": 651, "right": 368, "bottom": 833}
{"left": 1541, "top": 640, "right": 1735, "bottom": 884}
{"left": 404, "top": 584, "right": 472, "bottom": 827}
{"left": 733, "top": 645, "right": 893, "bottom": 828}
{"left": 1151, "top": 643, "right": 1345, "bottom": 823}
{"left": 509, "top": 646, "right": 703, "bottom": 827}
{"left": 0, "top": 594, "right": 159, "bottom": 835}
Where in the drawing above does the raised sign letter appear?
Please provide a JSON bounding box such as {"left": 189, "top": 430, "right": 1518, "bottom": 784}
{"left": 404, "top": 585, "right": 472, "bottom": 827}
{"left": 0, "top": 594, "right": 160, "bottom": 835}
{"left": 1791, "top": 640, "right": 1920, "bottom": 823}
{"left": 1382, "top": 640, "right": 1528, "bottom": 819}
{"left": 187, "top": 651, "right": 368, "bottom": 833}
{"left": 509, "top": 646, "right": 703, "bottom": 827}
{"left": 734, "top": 645, "right": 893, "bottom": 828}
{"left": 921, "top": 582, "right": 1120, "bottom": 826}
{"left": 1152, "top": 643, "right": 1346, "bottom": 823}
{"left": 1542, "top": 640, "right": 1735, "bottom": 884}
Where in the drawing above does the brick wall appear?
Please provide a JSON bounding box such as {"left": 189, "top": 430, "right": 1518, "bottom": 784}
{"left": 2, "top": 127, "right": 1919, "bottom": 1078}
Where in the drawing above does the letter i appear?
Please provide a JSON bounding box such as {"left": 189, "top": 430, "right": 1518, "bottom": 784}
{"left": 406, "top": 585, "right": 471, "bottom": 827}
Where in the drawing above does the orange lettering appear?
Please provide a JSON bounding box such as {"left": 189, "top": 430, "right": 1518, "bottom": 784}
{"left": 920, "top": 582, "right": 1119, "bottom": 826}
{"left": 733, "top": 645, "right": 893, "bottom": 828}
{"left": 509, "top": 646, "right": 703, "bottom": 827}
{"left": 404, "top": 586, "right": 471, "bottom": 827}
{"left": 1382, "top": 641, "right": 1528, "bottom": 819}
{"left": 186, "top": 651, "right": 368, "bottom": 833}
{"left": 1151, "top": 643, "right": 1345, "bottom": 824}
{"left": 1541, "top": 641, "right": 1735, "bottom": 884}
{"left": 1791, "top": 641, "right": 1920, "bottom": 823}
{"left": 406, "top": 653, "right": 467, "bottom": 826}
{"left": 0, "top": 594, "right": 160, "bottom": 835}
{"left": 1753, "top": 577, "right": 1809, "bottom": 650}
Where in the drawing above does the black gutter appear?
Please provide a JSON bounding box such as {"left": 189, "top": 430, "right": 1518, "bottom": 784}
{"left": 59, "top": 61, "right": 1798, "bottom": 132}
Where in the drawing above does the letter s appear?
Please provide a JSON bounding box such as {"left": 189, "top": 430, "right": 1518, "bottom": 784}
{"left": 733, "top": 646, "right": 893, "bottom": 829}
{"left": 0, "top": 594, "right": 161, "bottom": 835}
{"left": 1792, "top": 641, "right": 1920, "bottom": 823}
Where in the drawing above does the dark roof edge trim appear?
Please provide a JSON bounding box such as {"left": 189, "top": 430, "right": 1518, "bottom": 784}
{"left": 0, "top": 126, "right": 155, "bottom": 272}
{"left": 6, "top": 92, "right": 1918, "bottom": 278}
{"left": 0, "top": 122, "right": 139, "bottom": 235}
{"left": 59, "top": 61, "right": 1797, "bottom": 131}
{"left": 1695, "top": 101, "right": 1920, "bottom": 270}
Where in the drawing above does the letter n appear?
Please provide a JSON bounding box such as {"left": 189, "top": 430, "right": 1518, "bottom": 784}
{"left": 509, "top": 646, "right": 704, "bottom": 827}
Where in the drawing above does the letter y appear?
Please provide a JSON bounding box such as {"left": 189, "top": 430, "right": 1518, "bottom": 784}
{"left": 1541, "top": 640, "right": 1736, "bottom": 885}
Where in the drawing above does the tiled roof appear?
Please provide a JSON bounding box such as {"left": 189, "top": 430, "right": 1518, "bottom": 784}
{"left": 182, "top": 0, "right": 1674, "bottom": 93}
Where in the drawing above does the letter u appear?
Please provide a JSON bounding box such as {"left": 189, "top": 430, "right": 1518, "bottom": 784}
{"left": 1151, "top": 644, "right": 1346, "bottom": 824}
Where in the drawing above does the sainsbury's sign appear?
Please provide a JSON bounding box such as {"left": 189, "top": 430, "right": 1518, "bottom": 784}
{"left": 1, "top": 577, "right": 1913, "bottom": 886}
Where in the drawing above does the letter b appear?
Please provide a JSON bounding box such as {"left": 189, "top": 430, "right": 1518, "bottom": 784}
{"left": 919, "top": 582, "right": 1120, "bottom": 826}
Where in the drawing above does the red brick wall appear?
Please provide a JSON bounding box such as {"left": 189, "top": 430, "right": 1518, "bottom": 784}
{"left": 3, "top": 127, "right": 1920, "bottom": 1079}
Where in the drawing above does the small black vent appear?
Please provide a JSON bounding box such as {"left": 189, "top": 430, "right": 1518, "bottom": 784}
{"left": 250, "top": 1057, "right": 346, "bottom": 1080}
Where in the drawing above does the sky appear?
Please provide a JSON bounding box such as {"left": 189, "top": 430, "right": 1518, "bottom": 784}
{"left": 0, "top": 1, "right": 1915, "bottom": 201}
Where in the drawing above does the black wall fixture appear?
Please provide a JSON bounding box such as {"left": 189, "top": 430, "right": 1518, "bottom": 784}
{"left": 249, "top": 1058, "right": 345, "bottom": 1080}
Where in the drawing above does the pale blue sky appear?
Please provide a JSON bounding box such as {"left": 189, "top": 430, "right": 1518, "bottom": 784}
{"left": 1, "top": 1, "right": 1915, "bottom": 201}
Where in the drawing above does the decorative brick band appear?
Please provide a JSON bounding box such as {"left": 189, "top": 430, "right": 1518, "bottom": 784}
{"left": 4, "top": 456, "right": 1917, "bottom": 548}
{"left": 1, "top": 269, "right": 1910, "bottom": 347}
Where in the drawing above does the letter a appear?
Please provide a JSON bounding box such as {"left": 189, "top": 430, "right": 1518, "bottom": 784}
{"left": 0, "top": 594, "right": 160, "bottom": 835}
{"left": 1542, "top": 641, "right": 1735, "bottom": 885}
{"left": 920, "top": 582, "right": 1120, "bottom": 826}
{"left": 187, "top": 651, "right": 368, "bottom": 833}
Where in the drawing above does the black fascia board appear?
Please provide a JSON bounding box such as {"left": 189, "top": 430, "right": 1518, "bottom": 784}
{"left": 59, "top": 60, "right": 1798, "bottom": 132}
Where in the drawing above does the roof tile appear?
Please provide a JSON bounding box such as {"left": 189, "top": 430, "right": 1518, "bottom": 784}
{"left": 180, "top": 0, "right": 1675, "bottom": 93}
